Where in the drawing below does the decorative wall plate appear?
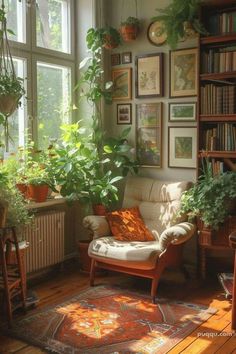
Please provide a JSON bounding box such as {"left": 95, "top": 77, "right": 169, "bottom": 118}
{"left": 147, "top": 21, "right": 167, "bottom": 46}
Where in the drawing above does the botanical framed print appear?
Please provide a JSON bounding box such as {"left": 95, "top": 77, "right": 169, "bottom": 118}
{"left": 170, "top": 48, "right": 198, "bottom": 98}
{"left": 169, "top": 102, "right": 196, "bottom": 122}
{"left": 135, "top": 53, "right": 163, "bottom": 98}
{"left": 136, "top": 103, "right": 162, "bottom": 167}
{"left": 112, "top": 68, "right": 132, "bottom": 100}
{"left": 111, "top": 53, "right": 120, "bottom": 66}
{"left": 122, "top": 52, "right": 132, "bottom": 64}
{"left": 168, "top": 127, "right": 197, "bottom": 168}
{"left": 117, "top": 104, "right": 132, "bottom": 125}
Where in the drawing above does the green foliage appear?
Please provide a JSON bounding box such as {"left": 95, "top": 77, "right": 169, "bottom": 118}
{"left": 121, "top": 16, "right": 140, "bottom": 27}
{"left": 179, "top": 159, "right": 236, "bottom": 230}
{"left": 0, "top": 172, "right": 33, "bottom": 238}
{"left": 0, "top": 73, "right": 25, "bottom": 98}
{"left": 152, "top": 0, "right": 208, "bottom": 49}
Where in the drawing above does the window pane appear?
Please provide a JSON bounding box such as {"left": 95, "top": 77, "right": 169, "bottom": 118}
{"left": 0, "top": 58, "right": 27, "bottom": 154}
{"left": 37, "top": 62, "right": 71, "bottom": 149}
{"left": 36, "top": 0, "right": 71, "bottom": 53}
{"left": 2, "top": 0, "right": 26, "bottom": 43}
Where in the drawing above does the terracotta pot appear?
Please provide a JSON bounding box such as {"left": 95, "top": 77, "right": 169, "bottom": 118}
{"left": 103, "top": 35, "right": 119, "bottom": 49}
{"left": 0, "top": 94, "right": 20, "bottom": 116}
{"left": 77, "top": 240, "right": 91, "bottom": 273}
{"left": 16, "top": 183, "right": 28, "bottom": 198}
{"left": 27, "top": 184, "right": 49, "bottom": 203}
{"left": 92, "top": 204, "right": 107, "bottom": 216}
{"left": 120, "top": 25, "right": 138, "bottom": 41}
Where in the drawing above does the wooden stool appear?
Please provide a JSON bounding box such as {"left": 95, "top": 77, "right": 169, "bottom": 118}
{"left": 0, "top": 227, "right": 26, "bottom": 327}
{"left": 229, "top": 231, "right": 236, "bottom": 331}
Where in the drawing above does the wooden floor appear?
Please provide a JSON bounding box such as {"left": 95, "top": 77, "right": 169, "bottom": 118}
{"left": 0, "top": 266, "right": 236, "bottom": 354}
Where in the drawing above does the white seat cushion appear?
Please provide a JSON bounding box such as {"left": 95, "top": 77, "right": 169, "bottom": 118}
{"left": 88, "top": 236, "right": 162, "bottom": 270}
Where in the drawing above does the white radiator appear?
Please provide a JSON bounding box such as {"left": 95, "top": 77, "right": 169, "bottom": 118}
{"left": 24, "top": 211, "right": 65, "bottom": 274}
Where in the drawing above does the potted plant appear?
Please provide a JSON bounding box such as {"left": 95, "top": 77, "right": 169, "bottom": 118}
{"left": 120, "top": 16, "right": 140, "bottom": 42}
{"left": 179, "top": 159, "right": 236, "bottom": 231}
{"left": 152, "top": 0, "right": 208, "bottom": 49}
{"left": 0, "top": 8, "right": 25, "bottom": 117}
{"left": 102, "top": 26, "right": 122, "bottom": 49}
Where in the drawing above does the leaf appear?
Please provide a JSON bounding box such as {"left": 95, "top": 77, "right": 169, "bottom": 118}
{"left": 79, "top": 56, "right": 92, "bottom": 69}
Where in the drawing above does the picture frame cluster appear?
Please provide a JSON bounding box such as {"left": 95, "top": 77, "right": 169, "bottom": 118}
{"left": 112, "top": 47, "right": 198, "bottom": 169}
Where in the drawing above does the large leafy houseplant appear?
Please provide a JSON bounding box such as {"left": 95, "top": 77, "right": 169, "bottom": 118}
{"left": 179, "top": 159, "right": 236, "bottom": 230}
{"left": 52, "top": 27, "right": 138, "bottom": 211}
{"left": 152, "top": 0, "right": 208, "bottom": 49}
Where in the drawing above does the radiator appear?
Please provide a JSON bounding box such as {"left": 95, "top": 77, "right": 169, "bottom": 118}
{"left": 24, "top": 211, "right": 65, "bottom": 274}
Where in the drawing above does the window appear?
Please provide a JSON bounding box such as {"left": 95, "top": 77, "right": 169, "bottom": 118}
{"left": 36, "top": 0, "right": 71, "bottom": 53}
{"left": 1, "top": 0, "right": 75, "bottom": 153}
{"left": 37, "top": 61, "right": 71, "bottom": 148}
{"left": 4, "top": 0, "right": 26, "bottom": 43}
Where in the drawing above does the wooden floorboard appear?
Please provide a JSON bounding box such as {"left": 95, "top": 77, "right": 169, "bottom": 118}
{"left": 0, "top": 268, "right": 235, "bottom": 354}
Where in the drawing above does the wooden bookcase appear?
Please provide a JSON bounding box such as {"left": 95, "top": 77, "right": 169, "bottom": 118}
{"left": 198, "top": 0, "right": 236, "bottom": 278}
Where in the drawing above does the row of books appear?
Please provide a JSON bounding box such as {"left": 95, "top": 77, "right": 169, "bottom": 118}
{"left": 201, "top": 49, "right": 236, "bottom": 74}
{"left": 202, "top": 123, "right": 236, "bottom": 151}
{"left": 207, "top": 11, "right": 236, "bottom": 35}
{"left": 200, "top": 84, "right": 236, "bottom": 115}
{"left": 209, "top": 159, "right": 224, "bottom": 175}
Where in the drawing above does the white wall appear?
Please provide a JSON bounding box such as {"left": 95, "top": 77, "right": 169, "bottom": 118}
{"left": 103, "top": 0, "right": 198, "bottom": 183}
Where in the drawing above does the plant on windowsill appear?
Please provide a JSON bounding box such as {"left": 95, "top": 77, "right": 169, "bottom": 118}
{"left": 179, "top": 158, "right": 236, "bottom": 231}
{"left": 152, "top": 0, "right": 208, "bottom": 49}
{"left": 120, "top": 16, "right": 140, "bottom": 42}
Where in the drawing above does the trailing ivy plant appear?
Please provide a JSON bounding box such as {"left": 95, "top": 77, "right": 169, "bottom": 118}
{"left": 179, "top": 158, "right": 236, "bottom": 230}
{"left": 52, "top": 27, "right": 138, "bottom": 207}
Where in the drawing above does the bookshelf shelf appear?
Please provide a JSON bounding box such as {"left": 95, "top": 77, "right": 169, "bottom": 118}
{"left": 199, "top": 151, "right": 236, "bottom": 158}
{"left": 200, "top": 114, "right": 236, "bottom": 122}
{"left": 200, "top": 72, "right": 236, "bottom": 81}
{"left": 198, "top": 0, "right": 236, "bottom": 279}
{"left": 200, "top": 33, "right": 236, "bottom": 45}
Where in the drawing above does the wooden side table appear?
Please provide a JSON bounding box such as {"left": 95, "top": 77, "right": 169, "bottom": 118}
{"left": 198, "top": 216, "right": 236, "bottom": 279}
{"left": 229, "top": 231, "right": 236, "bottom": 331}
{"left": 0, "top": 227, "right": 26, "bottom": 327}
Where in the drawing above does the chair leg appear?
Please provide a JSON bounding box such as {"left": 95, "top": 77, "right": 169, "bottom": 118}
{"left": 151, "top": 276, "right": 160, "bottom": 304}
{"left": 90, "top": 259, "right": 96, "bottom": 287}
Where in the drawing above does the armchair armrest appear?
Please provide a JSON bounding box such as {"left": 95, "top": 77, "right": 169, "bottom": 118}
{"left": 159, "top": 222, "right": 196, "bottom": 252}
{"left": 83, "top": 215, "right": 111, "bottom": 239}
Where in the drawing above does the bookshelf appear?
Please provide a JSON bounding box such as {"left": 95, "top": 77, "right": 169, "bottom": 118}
{"left": 198, "top": 0, "right": 236, "bottom": 278}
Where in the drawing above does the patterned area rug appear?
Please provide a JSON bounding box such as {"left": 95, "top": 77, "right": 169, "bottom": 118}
{"left": 8, "top": 286, "right": 217, "bottom": 354}
{"left": 218, "top": 273, "right": 233, "bottom": 299}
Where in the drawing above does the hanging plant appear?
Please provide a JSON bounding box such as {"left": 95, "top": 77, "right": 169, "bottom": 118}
{"left": 0, "top": 4, "right": 25, "bottom": 118}
{"left": 120, "top": 16, "right": 140, "bottom": 42}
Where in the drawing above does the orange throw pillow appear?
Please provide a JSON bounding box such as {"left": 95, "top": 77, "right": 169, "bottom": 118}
{"left": 106, "top": 207, "right": 155, "bottom": 242}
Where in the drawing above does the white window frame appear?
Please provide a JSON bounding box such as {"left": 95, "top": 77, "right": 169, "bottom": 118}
{"left": 5, "top": 0, "right": 76, "bottom": 150}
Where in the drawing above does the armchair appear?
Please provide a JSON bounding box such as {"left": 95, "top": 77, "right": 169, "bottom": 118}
{"left": 83, "top": 176, "right": 195, "bottom": 303}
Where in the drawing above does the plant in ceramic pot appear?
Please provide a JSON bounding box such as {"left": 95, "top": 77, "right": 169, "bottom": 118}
{"left": 179, "top": 158, "right": 236, "bottom": 230}
{"left": 120, "top": 16, "right": 140, "bottom": 42}
{"left": 152, "top": 0, "right": 208, "bottom": 49}
{"left": 102, "top": 26, "right": 122, "bottom": 49}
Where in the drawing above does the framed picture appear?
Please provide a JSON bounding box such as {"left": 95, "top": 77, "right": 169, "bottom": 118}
{"left": 111, "top": 53, "right": 120, "bottom": 66}
{"left": 122, "top": 52, "right": 132, "bottom": 64}
{"left": 136, "top": 103, "right": 162, "bottom": 167}
{"left": 170, "top": 48, "right": 198, "bottom": 98}
{"left": 168, "top": 126, "right": 197, "bottom": 168}
{"left": 112, "top": 68, "right": 132, "bottom": 100}
{"left": 117, "top": 104, "right": 132, "bottom": 125}
{"left": 135, "top": 53, "right": 163, "bottom": 98}
{"left": 168, "top": 102, "right": 196, "bottom": 122}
